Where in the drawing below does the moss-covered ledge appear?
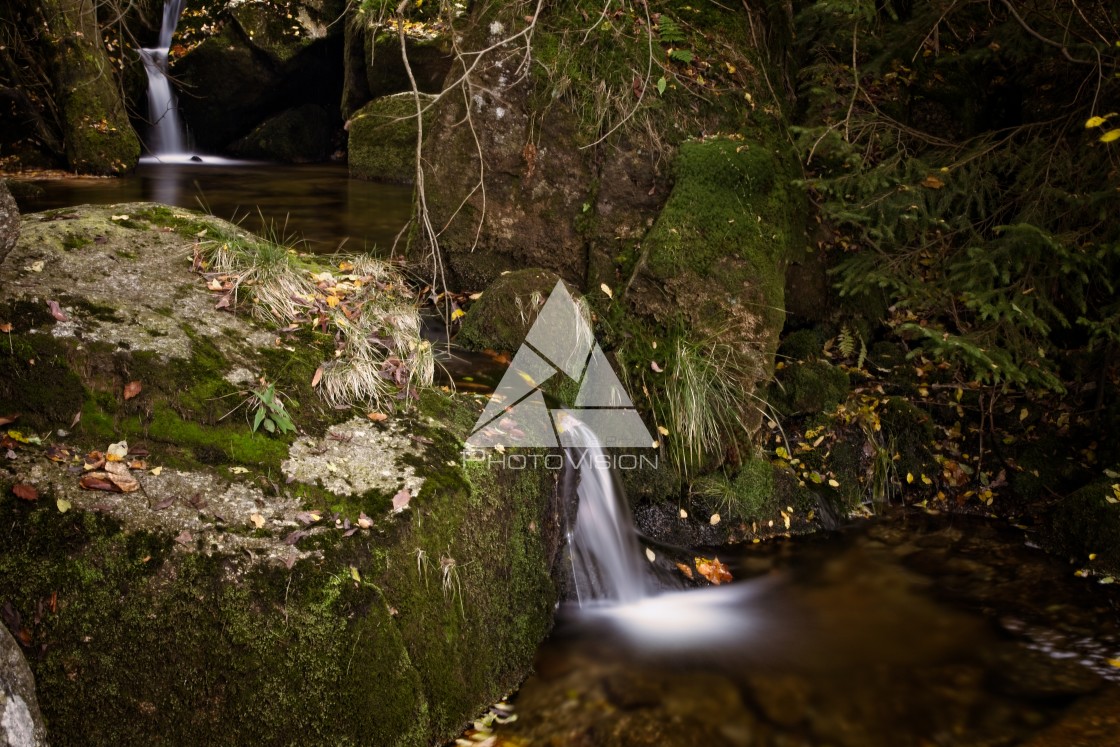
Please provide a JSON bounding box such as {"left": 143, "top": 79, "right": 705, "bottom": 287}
{"left": 0, "top": 204, "right": 562, "bottom": 746}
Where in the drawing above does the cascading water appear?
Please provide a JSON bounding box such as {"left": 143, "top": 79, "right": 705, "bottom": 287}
{"left": 139, "top": 0, "right": 189, "bottom": 157}
{"left": 561, "top": 422, "right": 651, "bottom": 605}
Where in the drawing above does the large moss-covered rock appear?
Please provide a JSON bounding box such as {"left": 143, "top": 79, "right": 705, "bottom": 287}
{"left": 1046, "top": 478, "right": 1120, "bottom": 574}
{"left": 0, "top": 204, "right": 562, "bottom": 746}
{"left": 229, "top": 104, "right": 339, "bottom": 162}
{"left": 0, "top": 181, "right": 17, "bottom": 265}
{"left": 347, "top": 94, "right": 429, "bottom": 182}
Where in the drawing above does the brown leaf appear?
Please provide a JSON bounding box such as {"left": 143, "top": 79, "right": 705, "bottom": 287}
{"left": 70, "top": 411, "right": 81, "bottom": 429}
{"left": 367, "top": 412, "right": 388, "bottom": 422}
{"left": 173, "top": 530, "right": 193, "bottom": 545}
{"left": 46, "top": 300, "right": 68, "bottom": 322}
{"left": 675, "top": 562, "right": 694, "bottom": 580}
{"left": 79, "top": 474, "right": 121, "bottom": 492}
{"left": 153, "top": 496, "right": 176, "bottom": 510}
{"left": 215, "top": 293, "right": 232, "bottom": 310}
{"left": 0, "top": 323, "right": 12, "bottom": 333}
{"left": 921, "top": 175, "right": 945, "bottom": 189}
{"left": 123, "top": 381, "right": 142, "bottom": 400}
{"left": 311, "top": 365, "right": 324, "bottom": 388}
{"left": 45, "top": 445, "right": 74, "bottom": 463}
{"left": 0, "top": 414, "right": 19, "bottom": 427}
{"left": 391, "top": 488, "right": 412, "bottom": 513}
{"left": 694, "top": 556, "right": 733, "bottom": 585}
{"left": 104, "top": 461, "right": 140, "bottom": 493}
{"left": 12, "top": 483, "right": 38, "bottom": 502}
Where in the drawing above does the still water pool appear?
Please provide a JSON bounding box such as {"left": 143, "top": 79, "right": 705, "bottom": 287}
{"left": 12, "top": 160, "right": 413, "bottom": 253}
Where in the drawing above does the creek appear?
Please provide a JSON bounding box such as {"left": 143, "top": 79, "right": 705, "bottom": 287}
{"left": 13, "top": 153, "right": 1120, "bottom": 747}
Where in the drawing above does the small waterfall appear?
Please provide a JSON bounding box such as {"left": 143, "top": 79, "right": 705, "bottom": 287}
{"left": 139, "top": 0, "right": 189, "bottom": 156}
{"left": 562, "top": 423, "right": 651, "bottom": 605}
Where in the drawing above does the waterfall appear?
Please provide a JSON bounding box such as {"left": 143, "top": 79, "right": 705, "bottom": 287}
{"left": 139, "top": 0, "right": 189, "bottom": 156}
{"left": 561, "top": 422, "right": 651, "bottom": 605}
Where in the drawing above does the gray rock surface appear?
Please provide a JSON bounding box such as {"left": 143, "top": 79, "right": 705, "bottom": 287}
{"left": 0, "top": 181, "right": 18, "bottom": 266}
{"left": 0, "top": 623, "right": 46, "bottom": 747}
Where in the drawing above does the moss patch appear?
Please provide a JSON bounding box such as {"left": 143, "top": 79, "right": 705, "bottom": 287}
{"left": 348, "top": 95, "right": 429, "bottom": 183}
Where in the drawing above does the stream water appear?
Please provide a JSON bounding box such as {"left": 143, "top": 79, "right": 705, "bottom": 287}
{"left": 12, "top": 155, "right": 1119, "bottom": 745}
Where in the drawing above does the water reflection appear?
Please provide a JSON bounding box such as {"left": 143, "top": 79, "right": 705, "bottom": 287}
{"left": 15, "top": 161, "right": 413, "bottom": 253}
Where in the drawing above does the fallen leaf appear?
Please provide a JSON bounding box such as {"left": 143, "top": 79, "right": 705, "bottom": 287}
{"left": 0, "top": 323, "right": 12, "bottom": 333}
{"left": 123, "top": 381, "right": 142, "bottom": 400}
{"left": 70, "top": 411, "right": 81, "bottom": 429}
{"left": 709, "top": 513, "right": 721, "bottom": 526}
{"left": 12, "top": 484, "right": 38, "bottom": 501}
{"left": 56, "top": 498, "right": 72, "bottom": 513}
{"left": 679, "top": 508, "right": 688, "bottom": 519}
{"left": 367, "top": 412, "right": 388, "bottom": 422}
{"left": 150, "top": 466, "right": 163, "bottom": 476}
{"left": 657, "top": 425, "right": 670, "bottom": 436}
{"left": 392, "top": 488, "right": 412, "bottom": 513}
{"left": 106, "top": 441, "right": 128, "bottom": 462}
{"left": 349, "top": 566, "right": 362, "bottom": 583}
{"left": 28, "top": 260, "right": 44, "bottom": 273}
{"left": 45, "top": 445, "right": 74, "bottom": 462}
{"left": 153, "top": 496, "right": 175, "bottom": 510}
{"left": 229, "top": 466, "right": 249, "bottom": 475}
{"left": 651, "top": 361, "right": 664, "bottom": 373}
{"left": 174, "top": 530, "right": 193, "bottom": 545}
{"left": 46, "top": 300, "right": 68, "bottom": 322}
{"left": 79, "top": 474, "right": 119, "bottom": 492}
{"left": 294, "top": 511, "right": 321, "bottom": 524}
{"left": 695, "top": 556, "right": 733, "bottom": 585}
{"left": 675, "top": 562, "right": 694, "bottom": 580}
{"left": 0, "top": 415, "right": 17, "bottom": 427}
{"left": 921, "top": 175, "right": 944, "bottom": 189}
{"left": 250, "top": 513, "right": 266, "bottom": 529}
{"left": 357, "top": 512, "right": 373, "bottom": 529}
{"left": 644, "top": 547, "right": 656, "bottom": 562}
{"left": 311, "top": 366, "right": 324, "bottom": 388}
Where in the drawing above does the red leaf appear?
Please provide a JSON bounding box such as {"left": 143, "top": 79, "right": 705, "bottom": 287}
{"left": 123, "top": 380, "right": 142, "bottom": 400}
{"left": 46, "top": 300, "right": 68, "bottom": 322}
{"left": 694, "top": 556, "right": 733, "bottom": 585}
{"left": 12, "top": 483, "right": 38, "bottom": 501}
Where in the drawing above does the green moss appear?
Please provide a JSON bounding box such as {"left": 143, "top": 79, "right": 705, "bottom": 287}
{"left": 348, "top": 95, "right": 429, "bottom": 183}
{"left": 456, "top": 269, "right": 563, "bottom": 353}
{"left": 645, "top": 138, "right": 798, "bottom": 333}
{"left": 1047, "top": 479, "right": 1120, "bottom": 574}
{"left": 0, "top": 333, "right": 87, "bottom": 430}
{"left": 133, "top": 205, "right": 219, "bottom": 239}
{"left": 769, "top": 360, "right": 850, "bottom": 417}
{"left": 61, "top": 233, "right": 92, "bottom": 251}
{"left": 779, "top": 328, "right": 827, "bottom": 361}
{"left": 693, "top": 456, "right": 779, "bottom": 522}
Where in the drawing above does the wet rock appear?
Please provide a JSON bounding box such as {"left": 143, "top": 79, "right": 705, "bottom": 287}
{"left": 0, "top": 622, "right": 47, "bottom": 747}
{"left": 0, "top": 181, "right": 17, "bottom": 266}
{"left": 229, "top": 104, "right": 339, "bottom": 163}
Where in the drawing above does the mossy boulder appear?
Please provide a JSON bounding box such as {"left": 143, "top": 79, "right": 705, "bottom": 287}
{"left": 456, "top": 269, "right": 564, "bottom": 353}
{"left": 1046, "top": 478, "right": 1120, "bottom": 574}
{"left": 230, "top": 104, "right": 339, "bottom": 162}
{"left": 0, "top": 180, "right": 17, "bottom": 265}
{"left": 364, "top": 28, "right": 454, "bottom": 101}
{"left": 769, "top": 360, "right": 850, "bottom": 417}
{"left": 348, "top": 95, "right": 429, "bottom": 183}
{"left": 0, "top": 204, "right": 562, "bottom": 746}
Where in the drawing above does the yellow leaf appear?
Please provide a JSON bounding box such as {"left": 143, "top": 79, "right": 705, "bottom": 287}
{"left": 1108, "top": 658, "right": 1120, "bottom": 668}
{"left": 827, "top": 478, "right": 840, "bottom": 488}
{"left": 1085, "top": 116, "right": 1108, "bottom": 128}
{"left": 150, "top": 466, "right": 163, "bottom": 476}
{"left": 1019, "top": 408, "right": 1029, "bottom": 421}
{"left": 600, "top": 283, "right": 613, "bottom": 299}
{"left": 709, "top": 513, "right": 721, "bottom": 526}
{"left": 644, "top": 547, "right": 656, "bottom": 562}
{"left": 250, "top": 513, "right": 265, "bottom": 529}
{"left": 921, "top": 474, "right": 933, "bottom": 485}
{"left": 338, "top": 260, "right": 355, "bottom": 272}
{"left": 906, "top": 472, "right": 914, "bottom": 484}
{"left": 325, "top": 295, "right": 340, "bottom": 308}
{"left": 450, "top": 308, "right": 466, "bottom": 321}
{"left": 350, "top": 566, "right": 362, "bottom": 583}
{"left": 1101, "top": 129, "right": 1120, "bottom": 143}
{"left": 657, "top": 425, "right": 670, "bottom": 436}
{"left": 56, "top": 498, "right": 72, "bottom": 513}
